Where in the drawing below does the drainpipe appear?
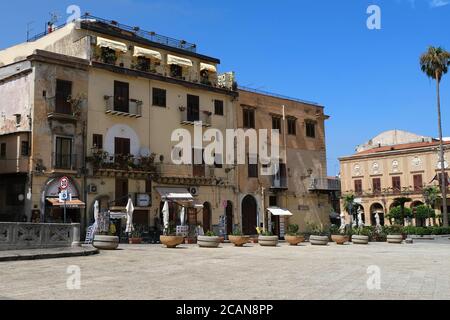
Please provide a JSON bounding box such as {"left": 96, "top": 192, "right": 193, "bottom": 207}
{"left": 82, "top": 119, "right": 88, "bottom": 237}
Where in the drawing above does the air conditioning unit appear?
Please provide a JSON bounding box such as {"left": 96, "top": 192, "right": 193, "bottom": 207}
{"left": 88, "top": 184, "right": 98, "bottom": 194}
{"left": 189, "top": 187, "right": 199, "bottom": 197}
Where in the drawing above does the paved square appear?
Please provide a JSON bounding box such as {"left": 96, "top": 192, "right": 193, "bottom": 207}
{"left": 1, "top": 238, "right": 450, "bottom": 300}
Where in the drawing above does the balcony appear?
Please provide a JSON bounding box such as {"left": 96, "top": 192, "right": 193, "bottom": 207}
{"left": 52, "top": 153, "right": 78, "bottom": 171}
{"left": 104, "top": 96, "right": 142, "bottom": 118}
{"left": 180, "top": 109, "right": 211, "bottom": 127}
{"left": 87, "top": 152, "right": 157, "bottom": 177}
{"left": 270, "top": 175, "right": 288, "bottom": 190}
{"left": 308, "top": 177, "right": 341, "bottom": 192}
{"left": 46, "top": 97, "right": 81, "bottom": 122}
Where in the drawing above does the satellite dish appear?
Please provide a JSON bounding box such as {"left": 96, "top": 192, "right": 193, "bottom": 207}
{"left": 140, "top": 147, "right": 151, "bottom": 157}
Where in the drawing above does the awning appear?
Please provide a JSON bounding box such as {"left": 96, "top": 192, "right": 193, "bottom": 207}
{"left": 110, "top": 212, "right": 127, "bottom": 220}
{"left": 167, "top": 54, "right": 193, "bottom": 67}
{"left": 133, "top": 46, "right": 162, "bottom": 60}
{"left": 46, "top": 198, "right": 86, "bottom": 209}
{"left": 96, "top": 36, "right": 128, "bottom": 53}
{"left": 200, "top": 62, "right": 217, "bottom": 73}
{"left": 267, "top": 207, "right": 293, "bottom": 216}
{"left": 156, "top": 187, "right": 194, "bottom": 201}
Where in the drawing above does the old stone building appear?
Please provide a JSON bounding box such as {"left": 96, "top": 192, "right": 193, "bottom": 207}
{"left": 339, "top": 130, "right": 450, "bottom": 226}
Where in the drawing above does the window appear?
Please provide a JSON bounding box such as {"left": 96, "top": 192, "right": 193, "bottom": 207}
{"left": 114, "top": 137, "right": 130, "bottom": 156}
{"left": 93, "top": 134, "right": 103, "bottom": 150}
{"left": 392, "top": 176, "right": 401, "bottom": 193}
{"left": 55, "top": 80, "right": 72, "bottom": 114}
{"left": 152, "top": 88, "right": 166, "bottom": 107}
{"left": 287, "top": 118, "right": 297, "bottom": 135}
{"left": 115, "top": 178, "right": 129, "bottom": 207}
{"left": 372, "top": 178, "right": 381, "bottom": 194}
{"left": 269, "top": 196, "right": 278, "bottom": 207}
{"left": 413, "top": 174, "right": 423, "bottom": 192}
{"left": 214, "top": 100, "right": 224, "bottom": 116}
{"left": 192, "top": 148, "right": 205, "bottom": 177}
{"left": 306, "top": 121, "right": 316, "bottom": 138}
{"left": 55, "top": 137, "right": 73, "bottom": 169}
{"left": 272, "top": 117, "right": 282, "bottom": 133}
{"left": 170, "top": 64, "right": 183, "bottom": 78}
{"left": 248, "top": 154, "right": 258, "bottom": 178}
{"left": 0, "top": 143, "right": 6, "bottom": 159}
{"left": 114, "top": 81, "right": 129, "bottom": 113}
{"left": 354, "top": 179, "right": 362, "bottom": 194}
{"left": 187, "top": 95, "right": 200, "bottom": 122}
{"left": 243, "top": 109, "right": 255, "bottom": 129}
{"left": 21, "top": 141, "right": 29, "bottom": 156}
{"left": 438, "top": 173, "right": 450, "bottom": 189}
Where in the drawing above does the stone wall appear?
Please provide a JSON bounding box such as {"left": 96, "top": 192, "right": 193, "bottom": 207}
{"left": 0, "top": 222, "right": 81, "bottom": 251}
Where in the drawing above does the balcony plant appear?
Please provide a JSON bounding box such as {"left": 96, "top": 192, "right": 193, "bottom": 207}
{"left": 100, "top": 47, "right": 117, "bottom": 65}
{"left": 284, "top": 224, "right": 305, "bottom": 246}
{"left": 258, "top": 228, "right": 279, "bottom": 247}
{"left": 160, "top": 224, "right": 184, "bottom": 248}
{"left": 228, "top": 228, "right": 250, "bottom": 247}
{"left": 306, "top": 223, "right": 329, "bottom": 246}
{"left": 198, "top": 230, "right": 221, "bottom": 248}
{"left": 330, "top": 224, "right": 349, "bottom": 245}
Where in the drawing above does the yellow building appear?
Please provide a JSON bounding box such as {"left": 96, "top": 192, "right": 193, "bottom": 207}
{"left": 339, "top": 130, "right": 450, "bottom": 226}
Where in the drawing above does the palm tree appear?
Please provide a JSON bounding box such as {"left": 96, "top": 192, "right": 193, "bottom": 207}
{"left": 423, "top": 186, "right": 441, "bottom": 225}
{"left": 420, "top": 46, "right": 450, "bottom": 227}
{"left": 342, "top": 194, "right": 356, "bottom": 226}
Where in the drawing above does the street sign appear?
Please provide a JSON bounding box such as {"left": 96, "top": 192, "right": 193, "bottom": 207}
{"left": 60, "top": 176, "right": 69, "bottom": 190}
{"left": 59, "top": 190, "right": 69, "bottom": 203}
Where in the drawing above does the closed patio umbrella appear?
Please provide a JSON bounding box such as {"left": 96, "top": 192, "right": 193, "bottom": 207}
{"left": 180, "top": 207, "right": 186, "bottom": 226}
{"left": 125, "top": 197, "right": 135, "bottom": 234}
{"left": 162, "top": 201, "right": 170, "bottom": 234}
{"left": 93, "top": 200, "right": 99, "bottom": 226}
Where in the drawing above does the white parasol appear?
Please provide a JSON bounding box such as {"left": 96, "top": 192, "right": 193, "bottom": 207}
{"left": 180, "top": 207, "right": 186, "bottom": 226}
{"left": 125, "top": 197, "right": 135, "bottom": 234}
{"left": 162, "top": 201, "right": 170, "bottom": 232}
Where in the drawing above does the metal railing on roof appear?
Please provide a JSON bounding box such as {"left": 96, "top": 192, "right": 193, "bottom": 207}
{"left": 238, "top": 86, "right": 320, "bottom": 107}
{"left": 27, "top": 14, "right": 197, "bottom": 53}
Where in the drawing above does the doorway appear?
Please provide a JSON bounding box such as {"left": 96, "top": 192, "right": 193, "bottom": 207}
{"left": 241, "top": 195, "right": 258, "bottom": 235}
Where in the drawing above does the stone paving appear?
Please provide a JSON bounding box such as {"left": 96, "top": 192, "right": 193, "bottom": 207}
{"left": 1, "top": 238, "right": 450, "bottom": 300}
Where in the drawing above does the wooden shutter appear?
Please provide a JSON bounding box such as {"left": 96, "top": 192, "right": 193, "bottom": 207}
{"left": 55, "top": 80, "right": 72, "bottom": 114}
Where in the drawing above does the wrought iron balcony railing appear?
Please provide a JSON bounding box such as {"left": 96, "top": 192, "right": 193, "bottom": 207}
{"left": 104, "top": 96, "right": 142, "bottom": 118}
{"left": 308, "top": 177, "right": 341, "bottom": 192}
{"left": 52, "top": 153, "right": 78, "bottom": 171}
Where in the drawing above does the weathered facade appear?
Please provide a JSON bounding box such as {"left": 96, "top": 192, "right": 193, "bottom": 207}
{"left": 235, "top": 88, "right": 338, "bottom": 235}
{"left": 340, "top": 130, "right": 450, "bottom": 226}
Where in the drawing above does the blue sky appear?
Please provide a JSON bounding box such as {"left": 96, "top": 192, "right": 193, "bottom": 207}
{"left": 1, "top": 0, "right": 449, "bottom": 175}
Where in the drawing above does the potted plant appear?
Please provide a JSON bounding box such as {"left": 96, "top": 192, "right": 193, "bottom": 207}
{"left": 160, "top": 224, "right": 185, "bottom": 248}
{"left": 386, "top": 225, "right": 404, "bottom": 244}
{"left": 330, "top": 225, "right": 349, "bottom": 245}
{"left": 258, "top": 228, "right": 279, "bottom": 247}
{"left": 284, "top": 224, "right": 305, "bottom": 246}
{"left": 198, "top": 231, "right": 221, "bottom": 248}
{"left": 129, "top": 227, "right": 143, "bottom": 244}
{"left": 307, "top": 223, "right": 329, "bottom": 246}
{"left": 352, "top": 226, "right": 371, "bottom": 244}
{"left": 228, "top": 229, "right": 250, "bottom": 247}
{"left": 92, "top": 223, "right": 119, "bottom": 250}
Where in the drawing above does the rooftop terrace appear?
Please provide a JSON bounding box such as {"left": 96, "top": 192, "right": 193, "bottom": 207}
{"left": 27, "top": 13, "right": 197, "bottom": 53}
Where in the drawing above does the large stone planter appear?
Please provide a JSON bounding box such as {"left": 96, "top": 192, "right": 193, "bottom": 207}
{"left": 309, "top": 235, "right": 329, "bottom": 246}
{"left": 129, "top": 238, "right": 142, "bottom": 244}
{"left": 198, "top": 236, "right": 221, "bottom": 248}
{"left": 331, "top": 235, "right": 349, "bottom": 245}
{"left": 92, "top": 235, "right": 119, "bottom": 250}
{"left": 259, "top": 236, "right": 279, "bottom": 247}
{"left": 387, "top": 235, "right": 403, "bottom": 244}
{"left": 285, "top": 235, "right": 305, "bottom": 246}
{"left": 160, "top": 236, "right": 185, "bottom": 248}
{"left": 229, "top": 235, "right": 251, "bottom": 247}
{"left": 352, "top": 235, "right": 369, "bottom": 244}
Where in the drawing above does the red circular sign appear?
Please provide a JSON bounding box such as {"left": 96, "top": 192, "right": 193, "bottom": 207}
{"left": 60, "top": 177, "right": 69, "bottom": 190}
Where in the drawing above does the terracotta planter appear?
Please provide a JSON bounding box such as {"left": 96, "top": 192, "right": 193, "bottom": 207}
{"left": 387, "top": 235, "right": 403, "bottom": 244}
{"left": 92, "top": 235, "right": 119, "bottom": 250}
{"left": 309, "top": 235, "right": 329, "bottom": 246}
{"left": 331, "top": 235, "right": 349, "bottom": 245}
{"left": 184, "top": 237, "right": 197, "bottom": 244}
{"left": 285, "top": 235, "right": 305, "bottom": 246}
{"left": 160, "top": 236, "right": 185, "bottom": 248}
{"left": 352, "top": 235, "right": 369, "bottom": 245}
{"left": 229, "top": 235, "right": 251, "bottom": 247}
{"left": 219, "top": 237, "right": 225, "bottom": 243}
{"left": 129, "top": 238, "right": 142, "bottom": 244}
{"left": 198, "top": 236, "right": 220, "bottom": 248}
{"left": 258, "top": 235, "right": 279, "bottom": 247}
{"left": 250, "top": 237, "right": 259, "bottom": 244}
